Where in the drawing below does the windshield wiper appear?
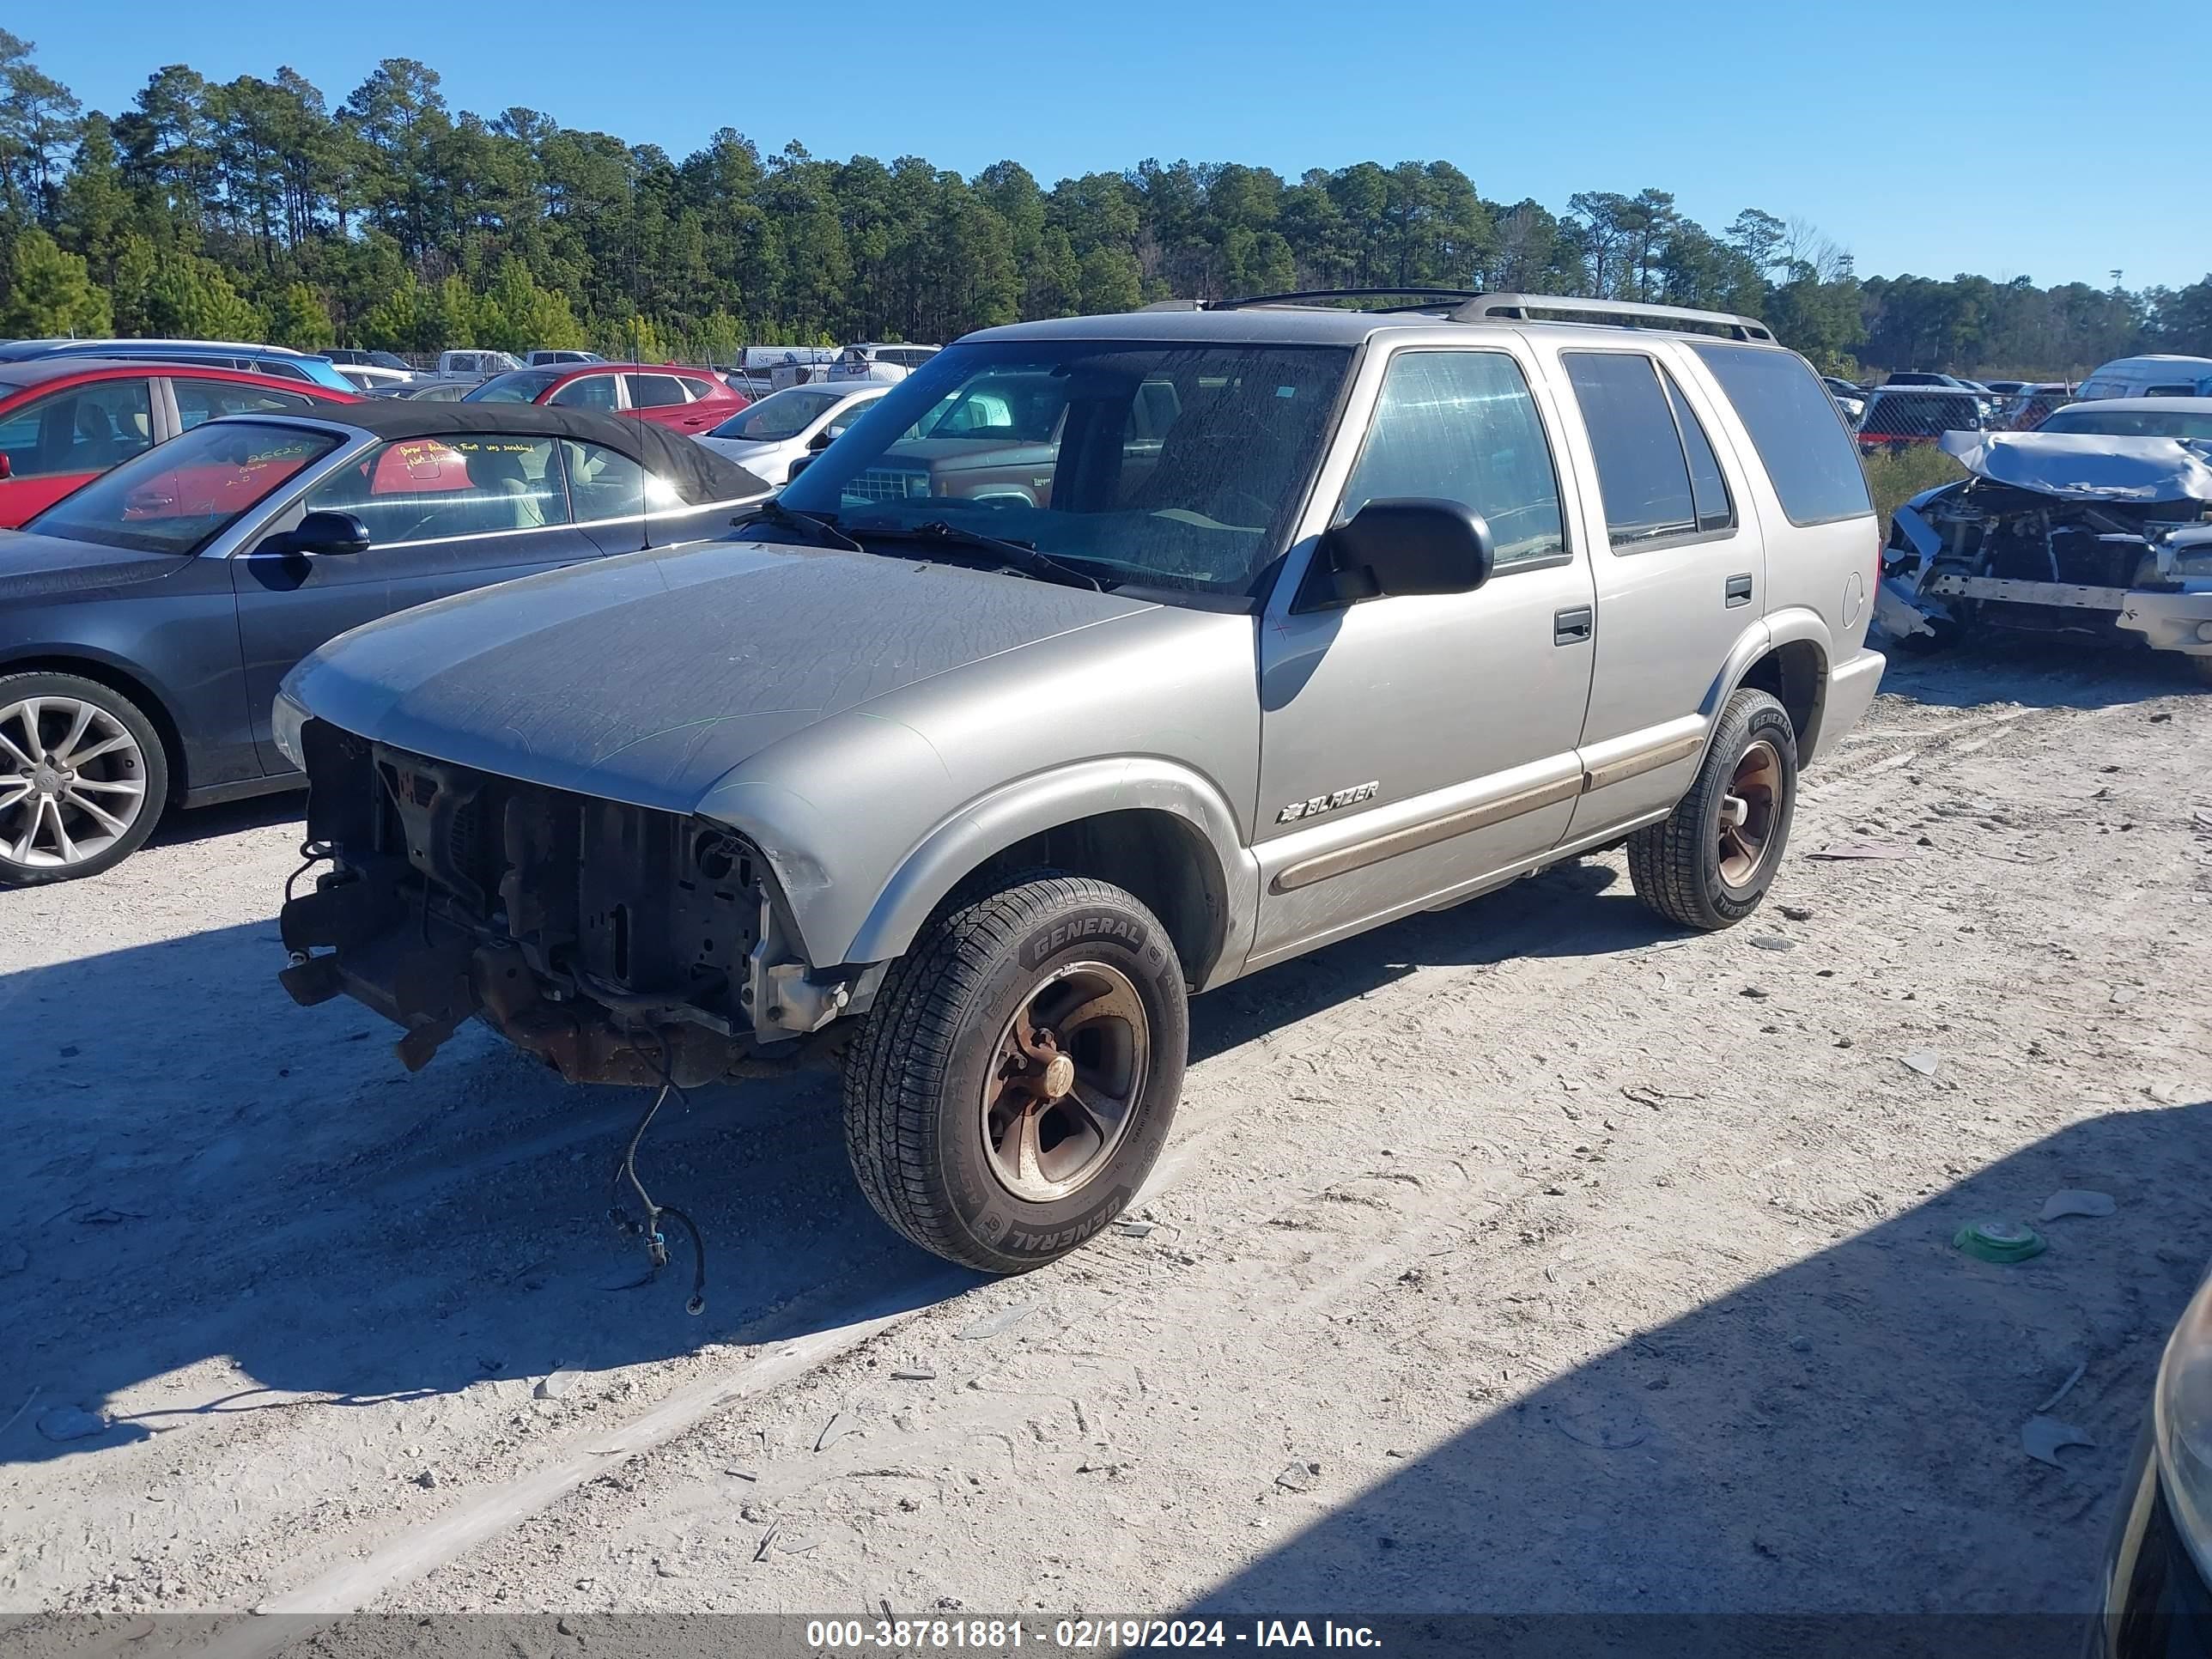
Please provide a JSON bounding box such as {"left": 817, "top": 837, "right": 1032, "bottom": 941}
{"left": 738, "top": 496, "right": 862, "bottom": 552}
{"left": 849, "top": 520, "right": 1108, "bottom": 592}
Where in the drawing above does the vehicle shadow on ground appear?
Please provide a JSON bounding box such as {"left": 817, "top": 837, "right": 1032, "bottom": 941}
{"left": 0, "top": 857, "right": 1674, "bottom": 1468}
{"left": 0, "top": 910, "right": 973, "bottom": 1470}
{"left": 1879, "top": 636, "right": 2201, "bottom": 712}
{"left": 1186, "top": 1099, "right": 2212, "bottom": 1631}
{"left": 1193, "top": 860, "right": 1659, "bottom": 1063}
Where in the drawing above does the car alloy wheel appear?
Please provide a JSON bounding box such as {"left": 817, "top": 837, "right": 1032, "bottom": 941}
{"left": 0, "top": 693, "right": 150, "bottom": 869}
{"left": 1716, "top": 738, "right": 1783, "bottom": 890}
{"left": 980, "top": 959, "right": 1152, "bottom": 1203}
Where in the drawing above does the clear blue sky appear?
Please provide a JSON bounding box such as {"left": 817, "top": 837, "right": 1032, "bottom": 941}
{"left": 26, "top": 0, "right": 2212, "bottom": 289}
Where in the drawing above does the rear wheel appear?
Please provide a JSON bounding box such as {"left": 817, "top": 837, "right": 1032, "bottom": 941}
{"left": 0, "top": 672, "right": 168, "bottom": 886}
{"left": 1627, "top": 688, "right": 1797, "bottom": 931}
{"left": 842, "top": 872, "right": 1186, "bottom": 1273}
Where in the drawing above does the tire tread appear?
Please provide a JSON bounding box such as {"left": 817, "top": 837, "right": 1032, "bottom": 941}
{"left": 842, "top": 872, "right": 1168, "bottom": 1272}
{"left": 1627, "top": 688, "right": 1794, "bottom": 932}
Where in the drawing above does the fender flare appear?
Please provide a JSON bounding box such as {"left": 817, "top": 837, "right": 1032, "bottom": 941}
{"left": 1708, "top": 607, "right": 1835, "bottom": 762}
{"left": 839, "top": 756, "right": 1256, "bottom": 983}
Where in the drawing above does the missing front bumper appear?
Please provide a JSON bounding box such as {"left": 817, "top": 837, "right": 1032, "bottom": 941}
{"left": 278, "top": 727, "right": 852, "bottom": 1085}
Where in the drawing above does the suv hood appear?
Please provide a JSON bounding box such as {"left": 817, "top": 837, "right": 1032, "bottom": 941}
{"left": 1938, "top": 428, "right": 2212, "bottom": 503}
{"left": 0, "top": 529, "right": 186, "bottom": 600}
{"left": 283, "top": 538, "right": 1156, "bottom": 813}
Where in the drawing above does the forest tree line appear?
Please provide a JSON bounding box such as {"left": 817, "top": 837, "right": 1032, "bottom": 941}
{"left": 0, "top": 33, "right": 2206, "bottom": 377}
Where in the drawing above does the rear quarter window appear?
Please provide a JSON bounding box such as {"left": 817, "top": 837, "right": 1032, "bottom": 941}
{"left": 1692, "top": 343, "right": 1872, "bottom": 526}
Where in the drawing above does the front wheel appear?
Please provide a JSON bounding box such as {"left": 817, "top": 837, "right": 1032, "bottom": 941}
{"left": 0, "top": 672, "right": 169, "bottom": 886}
{"left": 842, "top": 873, "right": 1187, "bottom": 1273}
{"left": 1627, "top": 688, "right": 1798, "bottom": 931}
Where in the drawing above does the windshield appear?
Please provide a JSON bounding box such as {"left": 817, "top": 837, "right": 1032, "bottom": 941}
{"left": 714, "top": 387, "right": 842, "bottom": 441}
{"left": 776, "top": 339, "right": 1352, "bottom": 598}
{"left": 27, "top": 420, "right": 341, "bottom": 555}
{"left": 2039, "top": 406, "right": 2212, "bottom": 441}
{"left": 465, "top": 369, "right": 561, "bottom": 404}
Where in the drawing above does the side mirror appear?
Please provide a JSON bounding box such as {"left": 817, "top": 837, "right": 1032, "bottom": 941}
{"left": 266, "top": 509, "right": 371, "bottom": 557}
{"left": 0, "top": 452, "right": 11, "bottom": 480}
{"left": 807, "top": 428, "right": 836, "bottom": 452}
{"left": 785, "top": 454, "right": 817, "bottom": 483}
{"left": 1315, "top": 498, "right": 1495, "bottom": 605}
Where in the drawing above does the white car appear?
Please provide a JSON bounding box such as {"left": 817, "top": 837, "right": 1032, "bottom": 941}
{"left": 825, "top": 343, "right": 940, "bottom": 384}
{"left": 693, "top": 382, "right": 890, "bottom": 483}
{"left": 331, "top": 362, "right": 416, "bottom": 392}
{"left": 2075, "top": 354, "right": 2212, "bottom": 402}
{"left": 436, "top": 349, "right": 525, "bottom": 377}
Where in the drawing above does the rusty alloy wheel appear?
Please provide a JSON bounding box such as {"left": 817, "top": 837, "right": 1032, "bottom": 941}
{"left": 1716, "top": 737, "right": 1783, "bottom": 889}
{"left": 981, "top": 960, "right": 1151, "bottom": 1203}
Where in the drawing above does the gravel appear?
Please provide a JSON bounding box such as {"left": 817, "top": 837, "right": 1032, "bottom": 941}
{"left": 2, "top": 640, "right": 2207, "bottom": 1620}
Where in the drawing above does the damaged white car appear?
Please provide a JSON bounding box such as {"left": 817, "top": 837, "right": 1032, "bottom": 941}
{"left": 1876, "top": 398, "right": 2212, "bottom": 679}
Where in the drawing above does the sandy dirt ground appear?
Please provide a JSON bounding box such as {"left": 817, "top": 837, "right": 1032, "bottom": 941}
{"left": 2, "top": 640, "right": 2209, "bottom": 1632}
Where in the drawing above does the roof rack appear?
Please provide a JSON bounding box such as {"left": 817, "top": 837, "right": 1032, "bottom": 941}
{"left": 1138, "top": 288, "right": 1776, "bottom": 343}
{"left": 1140, "top": 288, "right": 1487, "bottom": 314}
{"left": 1450, "top": 293, "right": 1774, "bottom": 343}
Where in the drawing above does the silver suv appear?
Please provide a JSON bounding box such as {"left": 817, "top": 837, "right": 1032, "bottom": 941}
{"left": 275, "top": 291, "right": 1886, "bottom": 1274}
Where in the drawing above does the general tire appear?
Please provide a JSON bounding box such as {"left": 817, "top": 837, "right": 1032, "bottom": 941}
{"left": 1627, "top": 687, "right": 1797, "bottom": 931}
{"left": 842, "top": 872, "right": 1187, "bottom": 1273}
{"left": 0, "top": 671, "right": 169, "bottom": 886}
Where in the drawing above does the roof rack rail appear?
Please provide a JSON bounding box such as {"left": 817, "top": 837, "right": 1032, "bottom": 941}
{"left": 1453, "top": 293, "right": 1774, "bottom": 343}
{"left": 1143, "top": 288, "right": 1488, "bottom": 313}
{"left": 1212, "top": 287, "right": 1488, "bottom": 312}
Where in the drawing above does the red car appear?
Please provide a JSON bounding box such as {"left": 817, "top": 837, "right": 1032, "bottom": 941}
{"left": 462, "top": 363, "right": 747, "bottom": 433}
{"left": 0, "top": 357, "right": 357, "bottom": 527}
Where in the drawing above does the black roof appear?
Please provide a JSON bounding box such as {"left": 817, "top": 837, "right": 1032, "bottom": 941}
{"left": 299, "top": 400, "right": 768, "bottom": 504}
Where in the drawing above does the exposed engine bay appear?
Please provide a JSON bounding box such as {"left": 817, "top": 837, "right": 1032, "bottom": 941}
{"left": 276, "top": 720, "right": 862, "bottom": 1087}
{"left": 1877, "top": 429, "right": 2212, "bottom": 656}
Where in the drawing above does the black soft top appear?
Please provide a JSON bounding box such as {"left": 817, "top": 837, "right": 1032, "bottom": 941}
{"left": 301, "top": 400, "right": 768, "bottom": 503}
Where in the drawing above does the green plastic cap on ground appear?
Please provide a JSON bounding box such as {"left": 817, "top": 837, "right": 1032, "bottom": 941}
{"left": 1953, "top": 1218, "right": 2048, "bottom": 1263}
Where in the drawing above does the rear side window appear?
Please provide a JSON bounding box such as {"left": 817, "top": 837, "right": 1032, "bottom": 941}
{"left": 626, "top": 374, "right": 688, "bottom": 409}
{"left": 174, "top": 380, "right": 316, "bottom": 428}
{"left": 676, "top": 376, "right": 720, "bottom": 401}
{"left": 549, "top": 374, "right": 618, "bottom": 412}
{"left": 1340, "top": 349, "right": 1566, "bottom": 568}
{"left": 0, "top": 379, "right": 155, "bottom": 478}
{"left": 1563, "top": 352, "right": 1701, "bottom": 546}
{"left": 1692, "top": 343, "right": 1873, "bottom": 525}
{"left": 1662, "top": 374, "right": 1734, "bottom": 532}
{"left": 562, "top": 439, "right": 675, "bottom": 520}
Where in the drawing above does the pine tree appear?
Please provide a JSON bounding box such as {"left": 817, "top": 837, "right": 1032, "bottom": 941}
{"left": 265, "top": 281, "right": 334, "bottom": 349}
{"left": 143, "top": 252, "right": 264, "bottom": 339}
{"left": 0, "top": 226, "right": 112, "bottom": 335}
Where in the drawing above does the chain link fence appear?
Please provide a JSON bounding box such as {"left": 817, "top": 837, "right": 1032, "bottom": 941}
{"left": 1850, "top": 382, "right": 2075, "bottom": 452}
